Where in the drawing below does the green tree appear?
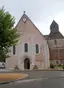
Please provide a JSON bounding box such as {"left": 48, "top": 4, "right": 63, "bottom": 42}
{"left": 0, "top": 7, "right": 20, "bottom": 62}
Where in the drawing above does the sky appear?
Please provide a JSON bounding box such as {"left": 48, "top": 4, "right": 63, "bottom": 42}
{"left": 0, "top": 0, "right": 64, "bottom": 35}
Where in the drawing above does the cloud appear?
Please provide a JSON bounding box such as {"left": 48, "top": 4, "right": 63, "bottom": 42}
{"left": 54, "top": 12, "right": 64, "bottom": 35}
{"left": 0, "top": 0, "right": 64, "bottom": 35}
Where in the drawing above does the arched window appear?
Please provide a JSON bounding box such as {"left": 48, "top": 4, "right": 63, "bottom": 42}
{"left": 13, "top": 46, "right": 16, "bottom": 55}
{"left": 35, "top": 44, "right": 39, "bottom": 53}
{"left": 24, "top": 43, "right": 28, "bottom": 52}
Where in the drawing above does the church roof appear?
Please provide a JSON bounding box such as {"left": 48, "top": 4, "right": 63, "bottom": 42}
{"left": 15, "top": 11, "right": 44, "bottom": 38}
{"left": 48, "top": 20, "right": 64, "bottom": 39}
{"left": 48, "top": 32, "right": 64, "bottom": 39}
{"left": 44, "top": 35, "right": 49, "bottom": 39}
{"left": 15, "top": 11, "right": 30, "bottom": 28}
{"left": 50, "top": 20, "right": 58, "bottom": 27}
{"left": 44, "top": 20, "right": 64, "bottom": 39}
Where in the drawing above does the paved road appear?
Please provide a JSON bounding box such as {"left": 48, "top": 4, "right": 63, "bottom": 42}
{"left": 0, "top": 77, "right": 64, "bottom": 88}
{"left": 22, "top": 70, "right": 64, "bottom": 79}
{"left": 0, "top": 71, "right": 64, "bottom": 88}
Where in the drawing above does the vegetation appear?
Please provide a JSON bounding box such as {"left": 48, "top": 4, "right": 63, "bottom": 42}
{"left": 62, "top": 65, "right": 64, "bottom": 69}
{"left": 57, "top": 64, "right": 62, "bottom": 67}
{"left": 50, "top": 63, "right": 54, "bottom": 69}
{"left": 33, "top": 65, "right": 38, "bottom": 69}
{"left": 14, "top": 66, "right": 19, "bottom": 71}
{"left": 0, "top": 7, "right": 20, "bottom": 62}
{"left": 57, "top": 64, "right": 64, "bottom": 69}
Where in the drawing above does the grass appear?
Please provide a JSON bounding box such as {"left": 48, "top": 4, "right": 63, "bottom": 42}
{"left": 0, "top": 73, "right": 24, "bottom": 82}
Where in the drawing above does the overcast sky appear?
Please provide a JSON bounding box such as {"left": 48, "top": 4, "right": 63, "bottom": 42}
{"left": 0, "top": 0, "right": 64, "bottom": 35}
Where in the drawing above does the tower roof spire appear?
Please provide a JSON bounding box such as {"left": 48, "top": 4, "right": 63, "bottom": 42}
{"left": 23, "top": 11, "right": 26, "bottom": 14}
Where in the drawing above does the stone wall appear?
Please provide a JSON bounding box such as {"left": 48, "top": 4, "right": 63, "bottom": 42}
{"left": 48, "top": 39, "right": 64, "bottom": 61}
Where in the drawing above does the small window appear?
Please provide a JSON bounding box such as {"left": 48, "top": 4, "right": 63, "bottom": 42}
{"left": 13, "top": 46, "right": 16, "bottom": 55}
{"left": 53, "top": 25, "right": 55, "bottom": 27}
{"left": 35, "top": 44, "right": 39, "bottom": 53}
{"left": 54, "top": 40, "right": 57, "bottom": 45}
{"left": 24, "top": 43, "right": 28, "bottom": 52}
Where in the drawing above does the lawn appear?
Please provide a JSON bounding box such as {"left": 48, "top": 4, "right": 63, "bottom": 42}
{"left": 0, "top": 73, "right": 24, "bottom": 82}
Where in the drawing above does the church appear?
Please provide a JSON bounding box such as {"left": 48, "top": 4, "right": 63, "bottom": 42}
{"left": 44, "top": 20, "right": 64, "bottom": 65}
{"left": 6, "top": 12, "right": 50, "bottom": 70}
{"left": 6, "top": 12, "right": 64, "bottom": 70}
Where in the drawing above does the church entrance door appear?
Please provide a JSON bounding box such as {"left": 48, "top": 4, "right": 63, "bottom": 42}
{"left": 24, "top": 58, "right": 30, "bottom": 69}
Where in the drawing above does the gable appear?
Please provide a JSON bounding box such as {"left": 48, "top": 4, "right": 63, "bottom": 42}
{"left": 15, "top": 13, "right": 45, "bottom": 40}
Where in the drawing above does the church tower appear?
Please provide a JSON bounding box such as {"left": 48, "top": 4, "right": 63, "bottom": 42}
{"left": 47, "top": 20, "right": 64, "bottom": 65}
{"left": 50, "top": 20, "right": 59, "bottom": 33}
{"left": 49, "top": 20, "right": 63, "bottom": 39}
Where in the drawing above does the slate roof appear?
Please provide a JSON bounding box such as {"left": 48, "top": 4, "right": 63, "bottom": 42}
{"left": 44, "top": 20, "right": 64, "bottom": 39}
{"left": 48, "top": 32, "right": 64, "bottom": 39}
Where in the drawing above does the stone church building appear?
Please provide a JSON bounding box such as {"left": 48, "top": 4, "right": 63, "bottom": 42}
{"left": 6, "top": 12, "right": 64, "bottom": 70}
{"left": 6, "top": 12, "right": 50, "bottom": 70}
{"left": 44, "top": 20, "right": 64, "bottom": 65}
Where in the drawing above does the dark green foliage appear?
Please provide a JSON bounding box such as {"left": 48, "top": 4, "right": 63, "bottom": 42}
{"left": 50, "top": 63, "right": 54, "bottom": 68}
{"left": 63, "top": 65, "right": 64, "bottom": 69}
{"left": 57, "top": 64, "right": 62, "bottom": 67}
{"left": 0, "top": 7, "right": 20, "bottom": 62}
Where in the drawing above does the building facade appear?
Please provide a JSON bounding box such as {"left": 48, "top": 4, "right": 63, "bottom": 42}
{"left": 44, "top": 20, "right": 64, "bottom": 65}
{"left": 6, "top": 13, "right": 64, "bottom": 70}
{"left": 6, "top": 13, "right": 50, "bottom": 70}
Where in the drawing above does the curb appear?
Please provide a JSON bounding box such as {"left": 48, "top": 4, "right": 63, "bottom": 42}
{"left": 0, "top": 69, "right": 64, "bottom": 73}
{"left": 0, "top": 74, "right": 28, "bottom": 84}
{"left": 18, "top": 69, "right": 64, "bottom": 72}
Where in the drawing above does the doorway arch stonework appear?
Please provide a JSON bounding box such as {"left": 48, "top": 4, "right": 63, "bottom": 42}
{"left": 20, "top": 55, "right": 33, "bottom": 70}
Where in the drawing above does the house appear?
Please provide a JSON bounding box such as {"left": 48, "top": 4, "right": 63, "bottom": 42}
{"left": 6, "top": 12, "right": 50, "bottom": 70}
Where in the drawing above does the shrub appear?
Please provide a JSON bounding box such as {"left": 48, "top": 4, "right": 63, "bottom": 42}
{"left": 14, "top": 66, "right": 19, "bottom": 70}
{"left": 62, "top": 65, "right": 64, "bottom": 69}
{"left": 58, "top": 64, "right": 62, "bottom": 67}
{"left": 57, "top": 64, "right": 63, "bottom": 69}
{"left": 33, "top": 65, "right": 38, "bottom": 69}
{"left": 50, "top": 63, "right": 54, "bottom": 69}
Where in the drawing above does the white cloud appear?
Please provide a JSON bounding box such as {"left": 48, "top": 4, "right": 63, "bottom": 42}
{"left": 34, "top": 21, "right": 50, "bottom": 35}
{"left": 54, "top": 12, "right": 64, "bottom": 35}
{"left": 0, "top": 0, "right": 64, "bottom": 35}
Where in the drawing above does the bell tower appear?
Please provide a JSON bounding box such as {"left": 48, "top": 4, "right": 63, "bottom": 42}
{"left": 50, "top": 20, "right": 59, "bottom": 33}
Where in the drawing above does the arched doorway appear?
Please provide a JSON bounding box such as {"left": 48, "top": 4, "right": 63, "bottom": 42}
{"left": 24, "top": 58, "right": 30, "bottom": 69}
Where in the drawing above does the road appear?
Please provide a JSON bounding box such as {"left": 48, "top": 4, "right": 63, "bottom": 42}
{"left": 0, "top": 71, "right": 64, "bottom": 88}
{"left": 23, "top": 70, "right": 64, "bottom": 79}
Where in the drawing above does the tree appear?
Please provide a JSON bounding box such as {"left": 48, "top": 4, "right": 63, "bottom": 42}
{"left": 0, "top": 7, "right": 20, "bottom": 62}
